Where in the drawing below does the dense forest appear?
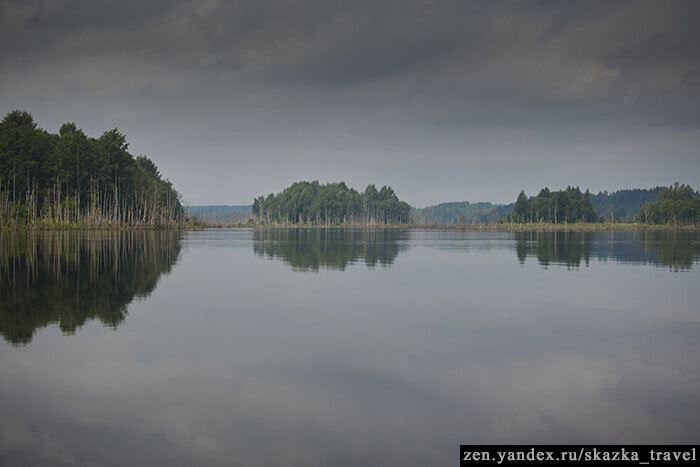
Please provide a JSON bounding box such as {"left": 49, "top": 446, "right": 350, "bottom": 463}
{"left": 589, "top": 187, "right": 663, "bottom": 220}
{"left": 510, "top": 186, "right": 599, "bottom": 223}
{"left": 252, "top": 181, "right": 411, "bottom": 225}
{"left": 0, "top": 110, "right": 184, "bottom": 228}
{"left": 413, "top": 187, "right": 672, "bottom": 225}
{"left": 635, "top": 183, "right": 700, "bottom": 225}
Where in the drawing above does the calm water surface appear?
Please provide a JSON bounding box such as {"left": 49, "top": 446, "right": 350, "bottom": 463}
{"left": 1, "top": 229, "right": 699, "bottom": 466}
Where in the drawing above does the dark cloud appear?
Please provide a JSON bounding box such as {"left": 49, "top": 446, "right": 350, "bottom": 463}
{"left": 1, "top": 0, "right": 699, "bottom": 205}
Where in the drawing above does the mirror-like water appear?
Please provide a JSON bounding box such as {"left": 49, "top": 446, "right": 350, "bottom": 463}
{"left": 1, "top": 229, "right": 699, "bottom": 466}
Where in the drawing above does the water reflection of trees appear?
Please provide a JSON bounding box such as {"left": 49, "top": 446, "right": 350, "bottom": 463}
{"left": 0, "top": 230, "right": 181, "bottom": 346}
{"left": 253, "top": 229, "right": 408, "bottom": 272}
{"left": 515, "top": 231, "right": 592, "bottom": 268}
{"left": 514, "top": 231, "right": 700, "bottom": 271}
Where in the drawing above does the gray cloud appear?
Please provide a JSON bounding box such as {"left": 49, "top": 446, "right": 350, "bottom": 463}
{"left": 1, "top": 0, "right": 699, "bottom": 205}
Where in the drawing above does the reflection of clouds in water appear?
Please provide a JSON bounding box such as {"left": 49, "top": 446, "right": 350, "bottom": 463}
{"left": 683, "top": 68, "right": 700, "bottom": 87}
{"left": 1, "top": 229, "right": 699, "bottom": 466}
{"left": 0, "top": 416, "right": 77, "bottom": 466}
{"left": 3, "top": 321, "right": 697, "bottom": 465}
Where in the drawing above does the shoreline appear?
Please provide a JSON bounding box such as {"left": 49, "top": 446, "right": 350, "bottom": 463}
{"left": 1, "top": 223, "right": 195, "bottom": 232}
{"left": 3, "top": 222, "right": 699, "bottom": 232}
{"left": 410, "top": 222, "right": 700, "bottom": 232}
{"left": 203, "top": 222, "right": 700, "bottom": 232}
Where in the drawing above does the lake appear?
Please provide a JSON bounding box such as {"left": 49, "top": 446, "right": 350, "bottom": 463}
{"left": 1, "top": 228, "right": 699, "bottom": 466}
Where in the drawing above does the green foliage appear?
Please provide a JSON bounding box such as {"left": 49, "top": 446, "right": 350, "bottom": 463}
{"left": 635, "top": 183, "right": 700, "bottom": 225}
{"left": 589, "top": 187, "right": 663, "bottom": 220}
{"left": 510, "top": 186, "right": 598, "bottom": 223}
{"left": 0, "top": 110, "right": 184, "bottom": 228}
{"left": 410, "top": 186, "right": 678, "bottom": 226}
{"left": 252, "top": 181, "right": 411, "bottom": 225}
{"left": 136, "top": 154, "right": 160, "bottom": 179}
{"left": 514, "top": 190, "right": 529, "bottom": 222}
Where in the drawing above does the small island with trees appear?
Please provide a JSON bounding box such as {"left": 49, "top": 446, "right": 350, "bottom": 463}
{"left": 252, "top": 181, "right": 411, "bottom": 226}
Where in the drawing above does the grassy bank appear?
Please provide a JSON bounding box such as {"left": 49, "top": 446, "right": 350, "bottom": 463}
{"left": 1, "top": 220, "right": 197, "bottom": 231}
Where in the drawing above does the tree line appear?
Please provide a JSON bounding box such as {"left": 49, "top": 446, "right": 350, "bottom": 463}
{"left": 405, "top": 185, "right": 698, "bottom": 226}
{"left": 252, "top": 181, "right": 411, "bottom": 225}
{"left": 510, "top": 186, "right": 599, "bottom": 223}
{"left": 635, "top": 183, "right": 700, "bottom": 225}
{"left": 589, "top": 187, "right": 663, "bottom": 221}
{"left": 509, "top": 184, "right": 699, "bottom": 225}
{"left": 0, "top": 110, "right": 184, "bottom": 228}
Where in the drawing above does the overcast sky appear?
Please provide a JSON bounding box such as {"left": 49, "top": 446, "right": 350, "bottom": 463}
{"left": 2, "top": 0, "right": 699, "bottom": 206}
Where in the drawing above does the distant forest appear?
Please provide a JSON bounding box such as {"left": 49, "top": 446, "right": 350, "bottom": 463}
{"left": 589, "top": 187, "right": 663, "bottom": 221}
{"left": 252, "top": 181, "right": 411, "bottom": 225}
{"left": 203, "top": 184, "right": 698, "bottom": 227}
{"left": 186, "top": 205, "right": 251, "bottom": 225}
{"left": 415, "top": 186, "right": 692, "bottom": 225}
{"left": 413, "top": 202, "right": 512, "bottom": 225}
{"left": 0, "top": 110, "right": 184, "bottom": 228}
{"left": 509, "top": 185, "right": 699, "bottom": 225}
